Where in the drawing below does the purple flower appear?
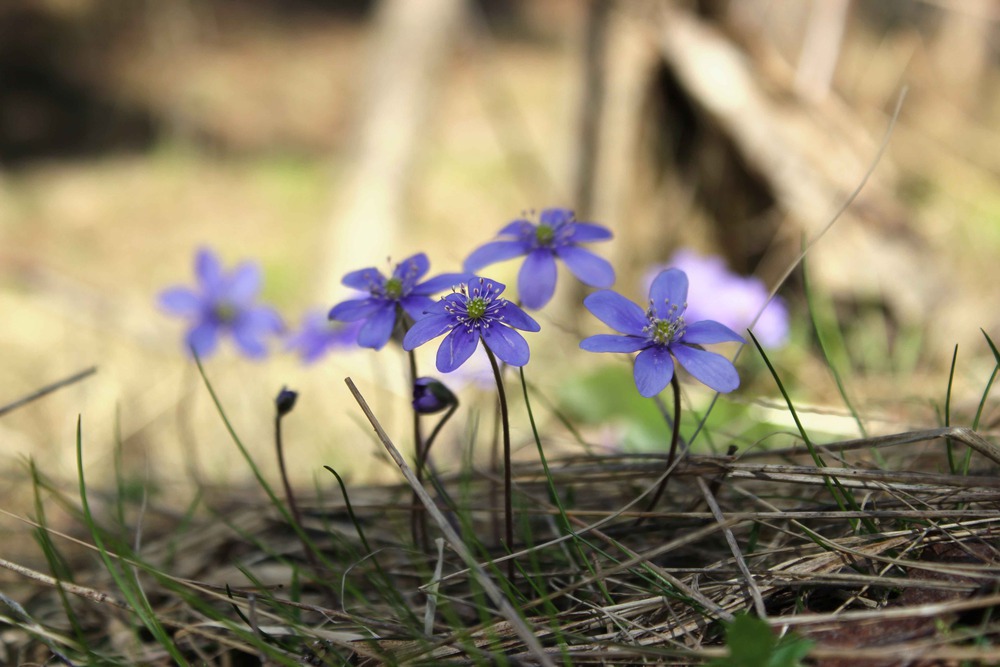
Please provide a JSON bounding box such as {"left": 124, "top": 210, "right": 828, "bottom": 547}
{"left": 158, "top": 248, "right": 283, "bottom": 359}
{"left": 328, "top": 253, "right": 467, "bottom": 350}
{"left": 580, "top": 269, "right": 744, "bottom": 397}
{"left": 285, "top": 310, "right": 360, "bottom": 364}
{"left": 463, "top": 208, "right": 615, "bottom": 310}
{"left": 412, "top": 377, "right": 457, "bottom": 414}
{"left": 645, "top": 250, "right": 789, "bottom": 348}
{"left": 403, "top": 277, "right": 540, "bottom": 373}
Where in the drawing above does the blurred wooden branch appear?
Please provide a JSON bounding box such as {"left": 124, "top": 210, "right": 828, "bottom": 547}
{"left": 794, "top": 0, "right": 850, "bottom": 102}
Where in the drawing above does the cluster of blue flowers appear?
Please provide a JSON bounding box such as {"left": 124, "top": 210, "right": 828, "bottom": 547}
{"left": 160, "top": 208, "right": 784, "bottom": 398}
{"left": 159, "top": 248, "right": 361, "bottom": 364}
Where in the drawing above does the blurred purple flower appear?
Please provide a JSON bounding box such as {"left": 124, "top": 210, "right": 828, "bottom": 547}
{"left": 286, "top": 310, "right": 359, "bottom": 364}
{"left": 463, "top": 208, "right": 614, "bottom": 310}
{"left": 158, "top": 248, "right": 283, "bottom": 359}
{"left": 328, "top": 253, "right": 466, "bottom": 350}
{"left": 581, "top": 269, "right": 744, "bottom": 397}
{"left": 403, "top": 277, "right": 540, "bottom": 373}
{"left": 645, "top": 250, "right": 789, "bottom": 348}
{"left": 412, "top": 377, "right": 457, "bottom": 414}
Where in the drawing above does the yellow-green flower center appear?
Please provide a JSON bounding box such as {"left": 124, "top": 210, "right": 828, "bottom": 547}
{"left": 214, "top": 302, "right": 238, "bottom": 323}
{"left": 384, "top": 277, "right": 403, "bottom": 300}
{"left": 651, "top": 318, "right": 682, "bottom": 345}
{"left": 535, "top": 225, "right": 555, "bottom": 246}
{"left": 467, "top": 297, "right": 487, "bottom": 320}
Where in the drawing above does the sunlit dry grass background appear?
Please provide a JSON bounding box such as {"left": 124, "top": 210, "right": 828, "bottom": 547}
{"left": 1, "top": 0, "right": 1000, "bottom": 543}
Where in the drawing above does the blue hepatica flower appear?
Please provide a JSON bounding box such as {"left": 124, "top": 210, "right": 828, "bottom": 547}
{"left": 159, "top": 248, "right": 283, "bottom": 358}
{"left": 463, "top": 208, "right": 615, "bottom": 310}
{"left": 403, "top": 277, "right": 540, "bottom": 373}
{"left": 645, "top": 250, "right": 789, "bottom": 348}
{"left": 286, "top": 310, "right": 360, "bottom": 364}
{"left": 580, "top": 268, "right": 744, "bottom": 397}
{"left": 328, "top": 253, "right": 467, "bottom": 350}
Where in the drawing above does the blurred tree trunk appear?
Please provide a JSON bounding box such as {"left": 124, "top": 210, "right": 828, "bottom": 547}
{"left": 929, "top": 0, "right": 995, "bottom": 106}
{"left": 319, "top": 0, "right": 466, "bottom": 300}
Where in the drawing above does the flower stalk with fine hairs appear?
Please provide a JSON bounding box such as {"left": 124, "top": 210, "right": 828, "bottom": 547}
{"left": 273, "top": 387, "right": 319, "bottom": 571}
{"left": 581, "top": 268, "right": 744, "bottom": 519}
{"left": 404, "top": 277, "right": 539, "bottom": 575}
{"left": 409, "top": 377, "right": 459, "bottom": 550}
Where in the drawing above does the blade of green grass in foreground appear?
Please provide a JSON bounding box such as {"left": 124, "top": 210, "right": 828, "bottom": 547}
{"left": 976, "top": 330, "right": 1000, "bottom": 433}
{"left": 748, "top": 332, "right": 877, "bottom": 535}
{"left": 30, "top": 459, "right": 98, "bottom": 661}
{"left": 519, "top": 367, "right": 613, "bottom": 609}
{"left": 944, "top": 344, "right": 960, "bottom": 474}
{"left": 75, "top": 415, "right": 189, "bottom": 666}
{"left": 192, "top": 355, "right": 342, "bottom": 583}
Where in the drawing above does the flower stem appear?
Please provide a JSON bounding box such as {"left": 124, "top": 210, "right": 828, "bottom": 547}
{"left": 275, "top": 408, "right": 319, "bottom": 572}
{"left": 407, "top": 346, "right": 430, "bottom": 550}
{"left": 639, "top": 372, "right": 682, "bottom": 525}
{"left": 483, "top": 346, "right": 515, "bottom": 580}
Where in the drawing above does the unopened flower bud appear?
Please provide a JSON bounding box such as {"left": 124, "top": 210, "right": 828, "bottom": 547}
{"left": 412, "top": 377, "right": 456, "bottom": 415}
{"left": 275, "top": 387, "right": 299, "bottom": 417}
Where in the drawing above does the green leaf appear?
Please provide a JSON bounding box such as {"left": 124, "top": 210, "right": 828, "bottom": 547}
{"left": 709, "top": 614, "right": 812, "bottom": 667}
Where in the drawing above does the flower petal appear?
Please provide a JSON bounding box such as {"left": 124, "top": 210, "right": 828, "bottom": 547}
{"left": 356, "top": 305, "right": 398, "bottom": 349}
{"left": 672, "top": 344, "right": 740, "bottom": 393}
{"left": 497, "top": 301, "right": 540, "bottom": 332}
{"left": 402, "top": 313, "right": 454, "bottom": 350}
{"left": 239, "top": 307, "right": 284, "bottom": 335}
{"left": 227, "top": 262, "right": 262, "bottom": 304}
{"left": 750, "top": 297, "right": 790, "bottom": 348}
{"left": 556, "top": 245, "right": 615, "bottom": 288}
{"left": 633, "top": 346, "right": 674, "bottom": 398}
{"left": 395, "top": 253, "right": 429, "bottom": 282}
{"left": 539, "top": 208, "right": 573, "bottom": 228}
{"left": 232, "top": 325, "right": 269, "bottom": 359}
{"left": 158, "top": 287, "right": 203, "bottom": 316}
{"left": 482, "top": 324, "right": 530, "bottom": 367}
{"left": 399, "top": 295, "right": 438, "bottom": 321}
{"left": 464, "top": 240, "right": 529, "bottom": 272}
{"left": 683, "top": 319, "right": 745, "bottom": 345}
{"left": 413, "top": 272, "right": 468, "bottom": 295}
{"left": 329, "top": 298, "right": 383, "bottom": 322}
{"left": 518, "top": 249, "right": 557, "bottom": 309}
{"left": 436, "top": 328, "right": 480, "bottom": 373}
{"left": 187, "top": 321, "right": 220, "bottom": 358}
{"left": 580, "top": 334, "right": 648, "bottom": 353}
{"left": 567, "top": 222, "right": 612, "bottom": 242}
{"left": 195, "top": 248, "right": 223, "bottom": 289}
{"left": 342, "top": 267, "right": 383, "bottom": 291}
{"left": 583, "top": 290, "right": 647, "bottom": 335}
{"left": 649, "top": 269, "right": 688, "bottom": 319}
{"left": 498, "top": 219, "right": 535, "bottom": 238}
{"left": 471, "top": 276, "right": 506, "bottom": 298}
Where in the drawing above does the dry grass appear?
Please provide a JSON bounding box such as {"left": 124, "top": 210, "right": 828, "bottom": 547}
{"left": 2, "top": 375, "right": 999, "bottom": 665}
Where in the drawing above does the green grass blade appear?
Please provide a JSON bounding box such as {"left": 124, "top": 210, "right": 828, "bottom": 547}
{"left": 803, "top": 255, "right": 867, "bottom": 437}
{"left": 75, "top": 416, "right": 190, "bottom": 666}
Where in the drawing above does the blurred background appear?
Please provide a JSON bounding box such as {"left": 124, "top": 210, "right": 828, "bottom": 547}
{"left": 1, "top": 0, "right": 1000, "bottom": 514}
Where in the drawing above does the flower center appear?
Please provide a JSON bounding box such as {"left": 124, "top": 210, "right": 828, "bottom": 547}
{"left": 466, "top": 297, "right": 487, "bottom": 320}
{"left": 646, "top": 316, "right": 685, "bottom": 346}
{"left": 535, "top": 225, "right": 555, "bottom": 247}
{"left": 213, "top": 302, "right": 238, "bottom": 324}
{"left": 383, "top": 277, "right": 404, "bottom": 300}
